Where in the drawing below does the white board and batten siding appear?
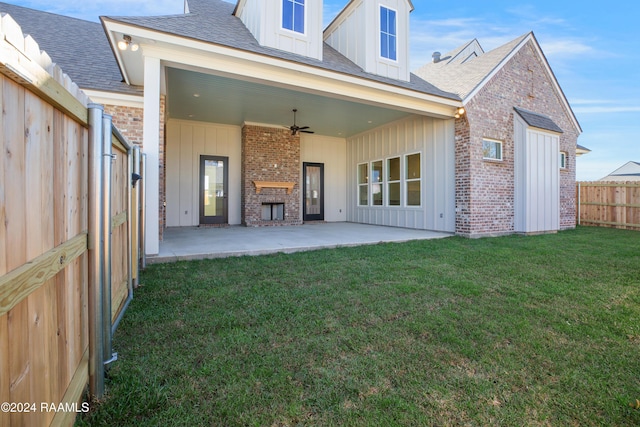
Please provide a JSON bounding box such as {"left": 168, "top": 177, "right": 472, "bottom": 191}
{"left": 324, "top": 0, "right": 411, "bottom": 82}
{"left": 514, "top": 115, "right": 560, "bottom": 233}
{"left": 301, "top": 134, "right": 348, "bottom": 222}
{"left": 347, "top": 116, "right": 456, "bottom": 232}
{"left": 165, "top": 120, "right": 242, "bottom": 226}
{"left": 235, "top": 0, "right": 323, "bottom": 61}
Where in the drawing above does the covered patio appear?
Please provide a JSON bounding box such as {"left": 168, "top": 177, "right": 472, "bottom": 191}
{"left": 149, "top": 222, "right": 452, "bottom": 263}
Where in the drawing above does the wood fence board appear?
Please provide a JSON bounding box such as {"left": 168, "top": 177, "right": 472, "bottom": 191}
{"left": 28, "top": 284, "right": 53, "bottom": 426}
{"left": 3, "top": 77, "right": 26, "bottom": 272}
{"left": 51, "top": 349, "right": 88, "bottom": 427}
{"left": 8, "top": 303, "right": 30, "bottom": 426}
{"left": 578, "top": 182, "right": 640, "bottom": 230}
{"left": 0, "top": 75, "right": 5, "bottom": 277}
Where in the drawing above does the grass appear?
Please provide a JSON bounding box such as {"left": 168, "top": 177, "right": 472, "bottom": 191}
{"left": 76, "top": 226, "right": 640, "bottom": 426}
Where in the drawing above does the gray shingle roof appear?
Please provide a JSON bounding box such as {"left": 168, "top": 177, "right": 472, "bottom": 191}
{"left": 0, "top": 2, "right": 140, "bottom": 95}
{"left": 514, "top": 107, "right": 563, "bottom": 133}
{"left": 104, "top": 0, "right": 459, "bottom": 100}
{"left": 415, "top": 34, "right": 529, "bottom": 100}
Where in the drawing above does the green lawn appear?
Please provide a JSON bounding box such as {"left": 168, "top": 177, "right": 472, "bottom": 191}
{"left": 76, "top": 226, "right": 640, "bottom": 426}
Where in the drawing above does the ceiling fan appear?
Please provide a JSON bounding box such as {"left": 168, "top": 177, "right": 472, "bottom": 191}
{"left": 285, "top": 109, "right": 314, "bottom": 135}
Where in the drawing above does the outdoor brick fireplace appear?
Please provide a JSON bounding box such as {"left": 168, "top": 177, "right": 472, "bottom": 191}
{"left": 241, "top": 124, "right": 302, "bottom": 226}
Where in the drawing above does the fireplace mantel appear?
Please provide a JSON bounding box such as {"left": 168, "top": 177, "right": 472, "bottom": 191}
{"left": 253, "top": 181, "right": 296, "bottom": 194}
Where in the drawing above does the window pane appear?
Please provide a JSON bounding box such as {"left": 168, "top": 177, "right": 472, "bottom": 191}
{"left": 381, "top": 33, "right": 388, "bottom": 58}
{"left": 407, "top": 153, "right": 420, "bottom": 179}
{"left": 359, "top": 185, "right": 368, "bottom": 206}
{"left": 358, "top": 163, "right": 368, "bottom": 184}
{"left": 388, "top": 9, "right": 396, "bottom": 35}
{"left": 482, "top": 139, "right": 502, "bottom": 160}
{"left": 372, "top": 184, "right": 383, "bottom": 205}
{"left": 372, "top": 161, "right": 383, "bottom": 183}
{"left": 380, "top": 7, "right": 388, "bottom": 32}
{"left": 389, "top": 182, "right": 400, "bottom": 206}
{"left": 388, "top": 157, "right": 400, "bottom": 181}
{"left": 294, "top": 1, "right": 304, "bottom": 33}
{"left": 388, "top": 35, "right": 397, "bottom": 60}
{"left": 407, "top": 181, "right": 421, "bottom": 206}
{"left": 282, "top": 0, "right": 293, "bottom": 30}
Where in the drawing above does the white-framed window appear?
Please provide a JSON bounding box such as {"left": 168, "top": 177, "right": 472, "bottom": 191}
{"left": 387, "top": 157, "right": 401, "bottom": 206}
{"left": 282, "top": 0, "right": 305, "bottom": 34}
{"left": 371, "top": 160, "right": 384, "bottom": 206}
{"left": 406, "top": 153, "right": 421, "bottom": 207}
{"left": 358, "top": 163, "right": 368, "bottom": 206}
{"left": 482, "top": 138, "right": 503, "bottom": 161}
{"left": 559, "top": 151, "right": 567, "bottom": 169}
{"left": 380, "top": 6, "right": 397, "bottom": 61}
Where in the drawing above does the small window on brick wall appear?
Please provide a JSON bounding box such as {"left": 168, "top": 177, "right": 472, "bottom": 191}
{"left": 482, "top": 138, "right": 503, "bottom": 161}
{"left": 560, "top": 151, "right": 567, "bottom": 169}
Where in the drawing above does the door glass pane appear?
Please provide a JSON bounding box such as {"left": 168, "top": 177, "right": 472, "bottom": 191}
{"left": 306, "top": 165, "right": 321, "bottom": 215}
{"left": 203, "top": 160, "right": 224, "bottom": 217}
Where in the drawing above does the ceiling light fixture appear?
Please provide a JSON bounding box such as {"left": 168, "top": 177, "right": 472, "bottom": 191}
{"left": 117, "top": 34, "right": 139, "bottom": 52}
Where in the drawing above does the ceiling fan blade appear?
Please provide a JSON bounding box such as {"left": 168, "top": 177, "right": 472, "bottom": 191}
{"left": 301, "top": 130, "right": 315, "bottom": 134}
{"left": 298, "top": 126, "right": 310, "bottom": 130}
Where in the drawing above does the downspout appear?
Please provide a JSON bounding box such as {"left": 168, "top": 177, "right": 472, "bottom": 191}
{"left": 102, "top": 114, "right": 117, "bottom": 368}
{"left": 140, "top": 153, "right": 147, "bottom": 269}
{"left": 87, "top": 104, "right": 105, "bottom": 398}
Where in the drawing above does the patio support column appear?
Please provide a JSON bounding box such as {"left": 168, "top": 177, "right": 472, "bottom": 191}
{"left": 143, "top": 55, "right": 161, "bottom": 255}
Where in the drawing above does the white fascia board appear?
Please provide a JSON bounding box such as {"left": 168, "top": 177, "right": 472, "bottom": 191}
{"left": 84, "top": 89, "right": 144, "bottom": 109}
{"left": 102, "top": 19, "right": 460, "bottom": 118}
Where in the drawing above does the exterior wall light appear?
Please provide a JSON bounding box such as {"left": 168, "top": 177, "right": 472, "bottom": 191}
{"left": 454, "top": 107, "right": 466, "bottom": 118}
{"left": 117, "top": 35, "right": 139, "bottom": 52}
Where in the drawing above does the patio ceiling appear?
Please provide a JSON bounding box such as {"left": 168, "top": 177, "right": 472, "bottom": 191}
{"left": 166, "top": 66, "right": 414, "bottom": 138}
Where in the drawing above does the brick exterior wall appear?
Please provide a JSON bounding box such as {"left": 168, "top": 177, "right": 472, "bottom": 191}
{"left": 241, "top": 125, "right": 302, "bottom": 226}
{"left": 455, "top": 40, "right": 579, "bottom": 237}
{"left": 104, "top": 95, "right": 167, "bottom": 239}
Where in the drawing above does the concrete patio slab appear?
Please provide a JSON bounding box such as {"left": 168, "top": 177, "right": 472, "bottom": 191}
{"left": 148, "top": 222, "right": 453, "bottom": 263}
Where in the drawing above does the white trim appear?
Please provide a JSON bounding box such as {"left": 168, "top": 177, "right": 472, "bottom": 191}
{"left": 386, "top": 155, "right": 401, "bottom": 207}
{"left": 370, "top": 159, "right": 384, "bottom": 206}
{"left": 357, "top": 162, "right": 369, "bottom": 206}
{"left": 84, "top": 89, "right": 144, "bottom": 109}
{"left": 102, "top": 18, "right": 460, "bottom": 117}
{"left": 143, "top": 55, "right": 161, "bottom": 256}
{"left": 280, "top": 0, "right": 307, "bottom": 36}
{"left": 405, "top": 151, "right": 422, "bottom": 207}
{"left": 379, "top": 5, "right": 399, "bottom": 63}
{"left": 482, "top": 138, "right": 503, "bottom": 161}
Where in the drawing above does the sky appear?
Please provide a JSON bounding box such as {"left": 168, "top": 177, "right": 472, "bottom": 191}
{"left": 14, "top": 0, "right": 640, "bottom": 180}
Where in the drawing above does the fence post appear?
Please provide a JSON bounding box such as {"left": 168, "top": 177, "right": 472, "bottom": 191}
{"left": 132, "top": 146, "right": 141, "bottom": 278}
{"left": 88, "top": 104, "right": 105, "bottom": 398}
{"left": 577, "top": 182, "right": 581, "bottom": 226}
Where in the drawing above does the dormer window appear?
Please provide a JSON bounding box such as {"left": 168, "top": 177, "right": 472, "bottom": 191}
{"left": 380, "top": 6, "right": 397, "bottom": 61}
{"left": 282, "top": 0, "right": 305, "bottom": 34}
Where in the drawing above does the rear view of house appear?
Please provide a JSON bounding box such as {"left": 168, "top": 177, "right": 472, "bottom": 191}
{"left": 0, "top": 0, "right": 582, "bottom": 255}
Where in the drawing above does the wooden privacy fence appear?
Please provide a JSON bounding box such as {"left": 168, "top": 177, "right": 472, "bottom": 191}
{"left": 0, "top": 15, "right": 144, "bottom": 427}
{"left": 577, "top": 181, "right": 640, "bottom": 230}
